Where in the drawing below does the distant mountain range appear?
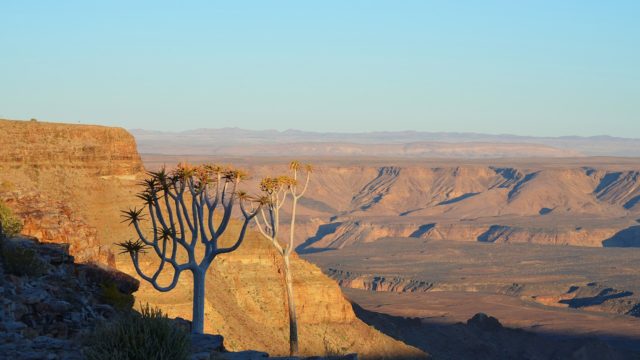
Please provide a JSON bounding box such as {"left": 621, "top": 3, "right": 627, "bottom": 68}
{"left": 130, "top": 128, "right": 640, "bottom": 158}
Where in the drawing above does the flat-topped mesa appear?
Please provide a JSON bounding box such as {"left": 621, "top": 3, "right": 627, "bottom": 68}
{"left": 0, "top": 119, "right": 145, "bottom": 264}
{"left": 0, "top": 119, "right": 143, "bottom": 176}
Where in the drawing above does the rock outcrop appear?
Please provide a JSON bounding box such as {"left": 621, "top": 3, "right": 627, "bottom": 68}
{"left": 0, "top": 119, "right": 142, "bottom": 176}
{"left": 0, "top": 191, "right": 115, "bottom": 266}
{"left": 0, "top": 235, "right": 139, "bottom": 359}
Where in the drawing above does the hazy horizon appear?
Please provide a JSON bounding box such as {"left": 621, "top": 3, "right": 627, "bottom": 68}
{"left": 131, "top": 125, "right": 640, "bottom": 140}
{"left": 4, "top": 118, "right": 640, "bottom": 141}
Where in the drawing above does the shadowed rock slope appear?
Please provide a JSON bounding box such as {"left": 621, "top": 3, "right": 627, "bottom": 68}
{"left": 0, "top": 235, "right": 139, "bottom": 359}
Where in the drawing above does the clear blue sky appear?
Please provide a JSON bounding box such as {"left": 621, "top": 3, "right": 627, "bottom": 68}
{"left": 1, "top": 1, "right": 638, "bottom": 137}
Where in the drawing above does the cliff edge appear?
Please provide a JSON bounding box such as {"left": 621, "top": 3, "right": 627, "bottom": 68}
{"left": 0, "top": 119, "right": 425, "bottom": 358}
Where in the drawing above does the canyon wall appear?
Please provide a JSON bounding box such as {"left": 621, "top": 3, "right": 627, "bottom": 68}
{"left": 1, "top": 119, "right": 142, "bottom": 176}
{"left": 0, "top": 119, "right": 145, "bottom": 263}
{"left": 205, "top": 161, "right": 640, "bottom": 252}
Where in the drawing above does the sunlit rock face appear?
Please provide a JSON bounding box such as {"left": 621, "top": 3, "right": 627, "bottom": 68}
{"left": 1, "top": 191, "right": 114, "bottom": 266}
{"left": 216, "top": 161, "right": 640, "bottom": 252}
{"left": 0, "top": 119, "right": 144, "bottom": 264}
{"left": 0, "top": 119, "right": 143, "bottom": 176}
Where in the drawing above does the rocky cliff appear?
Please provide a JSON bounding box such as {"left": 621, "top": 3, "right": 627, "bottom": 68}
{"left": 1, "top": 119, "right": 142, "bottom": 176}
{"left": 0, "top": 191, "right": 115, "bottom": 266}
{"left": 0, "top": 119, "right": 145, "bottom": 263}
{"left": 0, "top": 119, "right": 424, "bottom": 358}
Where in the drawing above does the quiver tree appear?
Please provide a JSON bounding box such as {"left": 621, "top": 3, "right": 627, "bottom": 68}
{"left": 254, "top": 161, "right": 311, "bottom": 355}
{"left": 117, "top": 163, "right": 260, "bottom": 334}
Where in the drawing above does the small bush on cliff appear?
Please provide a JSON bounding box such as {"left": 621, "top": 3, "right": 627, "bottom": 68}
{"left": 84, "top": 304, "right": 191, "bottom": 360}
{"left": 100, "top": 282, "right": 135, "bottom": 310}
{"left": 0, "top": 200, "right": 22, "bottom": 237}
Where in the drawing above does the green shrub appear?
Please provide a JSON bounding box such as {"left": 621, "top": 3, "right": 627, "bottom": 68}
{"left": 84, "top": 304, "right": 191, "bottom": 360}
{"left": 100, "top": 282, "right": 135, "bottom": 310}
{"left": 0, "top": 200, "right": 22, "bottom": 237}
{"left": 0, "top": 242, "right": 48, "bottom": 276}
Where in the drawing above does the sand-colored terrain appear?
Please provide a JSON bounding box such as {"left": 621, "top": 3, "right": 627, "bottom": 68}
{"left": 0, "top": 119, "right": 424, "bottom": 358}
{"left": 6, "top": 118, "right": 640, "bottom": 357}
{"left": 143, "top": 155, "right": 640, "bottom": 252}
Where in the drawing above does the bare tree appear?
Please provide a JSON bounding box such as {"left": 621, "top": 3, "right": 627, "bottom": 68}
{"left": 117, "top": 163, "right": 260, "bottom": 334}
{"left": 254, "top": 161, "right": 311, "bottom": 355}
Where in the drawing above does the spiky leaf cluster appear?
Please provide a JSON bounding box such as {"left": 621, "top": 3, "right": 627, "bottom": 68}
{"left": 260, "top": 176, "right": 297, "bottom": 193}
{"left": 116, "top": 239, "right": 149, "bottom": 255}
{"left": 289, "top": 160, "right": 313, "bottom": 174}
{"left": 121, "top": 207, "right": 145, "bottom": 225}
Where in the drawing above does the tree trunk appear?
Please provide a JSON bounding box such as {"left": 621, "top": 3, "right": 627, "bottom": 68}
{"left": 192, "top": 268, "right": 206, "bottom": 334}
{"left": 283, "top": 254, "right": 299, "bottom": 355}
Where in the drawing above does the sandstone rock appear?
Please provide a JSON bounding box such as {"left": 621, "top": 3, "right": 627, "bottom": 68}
{"left": 45, "top": 300, "right": 72, "bottom": 314}
{"left": 22, "top": 286, "right": 48, "bottom": 304}
{"left": 1, "top": 192, "right": 115, "bottom": 266}
{"left": 174, "top": 316, "right": 194, "bottom": 333}
{"left": 76, "top": 262, "right": 139, "bottom": 294}
{"left": 32, "top": 335, "right": 68, "bottom": 350}
{"left": 214, "top": 350, "right": 269, "bottom": 359}
{"left": 0, "top": 320, "right": 27, "bottom": 332}
{"left": 466, "top": 313, "right": 503, "bottom": 332}
{"left": 191, "top": 333, "right": 225, "bottom": 354}
{"left": 0, "top": 119, "right": 143, "bottom": 176}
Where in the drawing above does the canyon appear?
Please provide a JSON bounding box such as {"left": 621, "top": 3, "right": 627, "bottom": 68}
{"left": 0, "top": 119, "right": 424, "bottom": 358}
{"left": 4, "top": 117, "right": 640, "bottom": 358}
{"left": 141, "top": 152, "right": 640, "bottom": 358}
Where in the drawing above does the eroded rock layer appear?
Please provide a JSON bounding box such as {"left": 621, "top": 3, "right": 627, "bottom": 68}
{"left": 177, "top": 160, "right": 640, "bottom": 251}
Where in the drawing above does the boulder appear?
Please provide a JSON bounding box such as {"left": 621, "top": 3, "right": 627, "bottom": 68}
{"left": 466, "top": 313, "right": 503, "bottom": 331}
